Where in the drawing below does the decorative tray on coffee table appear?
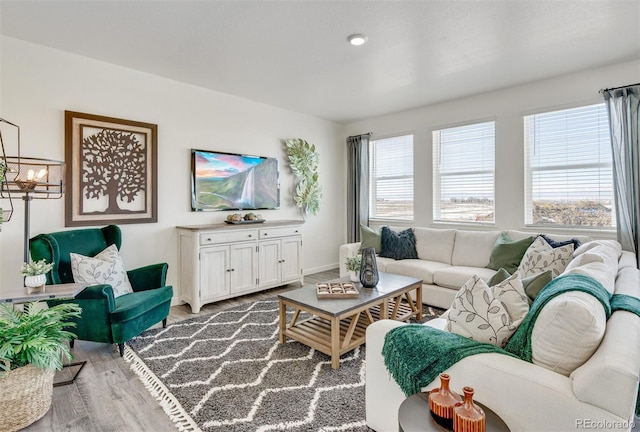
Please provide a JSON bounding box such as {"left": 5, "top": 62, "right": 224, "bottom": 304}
{"left": 316, "top": 282, "right": 359, "bottom": 299}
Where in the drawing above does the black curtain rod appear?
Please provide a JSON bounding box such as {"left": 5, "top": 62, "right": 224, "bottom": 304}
{"left": 599, "top": 83, "right": 640, "bottom": 94}
{"left": 348, "top": 132, "right": 372, "bottom": 139}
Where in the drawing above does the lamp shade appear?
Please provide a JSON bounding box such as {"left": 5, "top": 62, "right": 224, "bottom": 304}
{"left": 1, "top": 156, "right": 64, "bottom": 198}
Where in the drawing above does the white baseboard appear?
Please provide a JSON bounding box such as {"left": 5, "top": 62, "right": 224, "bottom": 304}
{"left": 303, "top": 263, "right": 339, "bottom": 275}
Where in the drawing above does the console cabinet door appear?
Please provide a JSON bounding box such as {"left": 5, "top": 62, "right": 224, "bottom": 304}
{"left": 259, "top": 239, "right": 281, "bottom": 287}
{"left": 200, "top": 245, "right": 230, "bottom": 301}
{"left": 280, "top": 237, "right": 302, "bottom": 283}
{"left": 230, "top": 242, "right": 258, "bottom": 294}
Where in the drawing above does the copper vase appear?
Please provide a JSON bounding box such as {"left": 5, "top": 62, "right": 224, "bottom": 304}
{"left": 453, "top": 386, "right": 486, "bottom": 432}
{"left": 428, "top": 373, "right": 462, "bottom": 429}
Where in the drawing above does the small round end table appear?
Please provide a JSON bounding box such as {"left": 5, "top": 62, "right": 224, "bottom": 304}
{"left": 398, "top": 392, "right": 510, "bottom": 432}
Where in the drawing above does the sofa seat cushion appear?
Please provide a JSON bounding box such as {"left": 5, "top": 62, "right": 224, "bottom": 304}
{"left": 384, "top": 259, "right": 451, "bottom": 285}
{"left": 375, "top": 256, "right": 395, "bottom": 272}
{"left": 413, "top": 227, "right": 456, "bottom": 264}
{"left": 451, "top": 230, "right": 501, "bottom": 267}
{"left": 433, "top": 266, "right": 497, "bottom": 290}
{"left": 111, "top": 286, "right": 173, "bottom": 322}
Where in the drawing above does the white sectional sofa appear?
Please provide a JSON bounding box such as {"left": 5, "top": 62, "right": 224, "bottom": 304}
{"left": 357, "top": 229, "right": 640, "bottom": 432}
{"left": 339, "top": 227, "right": 591, "bottom": 309}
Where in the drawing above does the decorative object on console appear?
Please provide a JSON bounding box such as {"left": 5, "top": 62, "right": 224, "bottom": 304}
{"left": 360, "top": 247, "right": 379, "bottom": 288}
{"left": 453, "top": 386, "right": 486, "bottom": 432}
{"left": 0, "top": 118, "right": 64, "bottom": 264}
{"left": 65, "top": 111, "right": 157, "bottom": 226}
{"left": 20, "top": 259, "right": 54, "bottom": 290}
{"left": 428, "top": 373, "right": 461, "bottom": 429}
{"left": 0, "top": 301, "right": 81, "bottom": 432}
{"left": 284, "top": 138, "right": 322, "bottom": 216}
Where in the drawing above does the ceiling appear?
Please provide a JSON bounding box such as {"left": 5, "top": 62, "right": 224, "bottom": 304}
{"left": 1, "top": 1, "right": 639, "bottom": 124}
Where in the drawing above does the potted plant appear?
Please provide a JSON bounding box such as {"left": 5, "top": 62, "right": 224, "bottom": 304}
{"left": 20, "top": 259, "right": 54, "bottom": 290}
{"left": 345, "top": 254, "right": 362, "bottom": 282}
{"left": 0, "top": 302, "right": 81, "bottom": 431}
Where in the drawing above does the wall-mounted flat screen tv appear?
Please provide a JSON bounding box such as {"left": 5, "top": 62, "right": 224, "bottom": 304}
{"left": 191, "top": 149, "right": 280, "bottom": 211}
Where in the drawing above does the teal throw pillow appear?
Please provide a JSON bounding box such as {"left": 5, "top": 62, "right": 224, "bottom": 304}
{"left": 522, "top": 270, "right": 553, "bottom": 304}
{"left": 486, "top": 233, "right": 535, "bottom": 274}
{"left": 360, "top": 224, "right": 382, "bottom": 253}
{"left": 379, "top": 227, "right": 418, "bottom": 260}
{"left": 487, "top": 268, "right": 511, "bottom": 287}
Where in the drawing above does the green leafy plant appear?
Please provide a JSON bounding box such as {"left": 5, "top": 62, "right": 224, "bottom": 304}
{"left": 345, "top": 254, "right": 362, "bottom": 273}
{"left": 0, "top": 302, "right": 82, "bottom": 372}
{"left": 285, "top": 138, "right": 322, "bottom": 216}
{"left": 20, "top": 259, "right": 54, "bottom": 276}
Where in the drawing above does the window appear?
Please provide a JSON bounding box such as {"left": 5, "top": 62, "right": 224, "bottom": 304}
{"left": 368, "top": 134, "right": 413, "bottom": 220}
{"left": 524, "top": 103, "right": 614, "bottom": 228}
{"left": 433, "top": 121, "right": 495, "bottom": 223}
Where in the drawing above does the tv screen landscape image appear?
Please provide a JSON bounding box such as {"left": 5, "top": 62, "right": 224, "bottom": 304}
{"left": 191, "top": 149, "right": 280, "bottom": 211}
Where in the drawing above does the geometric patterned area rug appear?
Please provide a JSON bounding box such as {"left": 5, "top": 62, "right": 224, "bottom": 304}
{"left": 125, "top": 297, "right": 443, "bottom": 432}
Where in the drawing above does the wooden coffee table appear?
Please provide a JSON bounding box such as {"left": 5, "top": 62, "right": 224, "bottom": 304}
{"left": 399, "top": 392, "right": 510, "bottom": 431}
{"left": 278, "top": 272, "right": 422, "bottom": 369}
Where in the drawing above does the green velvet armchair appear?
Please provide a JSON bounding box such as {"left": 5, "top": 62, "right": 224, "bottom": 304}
{"left": 29, "top": 225, "right": 173, "bottom": 356}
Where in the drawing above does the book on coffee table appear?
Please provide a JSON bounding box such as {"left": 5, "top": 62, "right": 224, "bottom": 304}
{"left": 316, "top": 282, "right": 359, "bottom": 299}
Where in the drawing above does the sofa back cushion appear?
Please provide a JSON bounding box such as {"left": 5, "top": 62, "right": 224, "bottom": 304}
{"left": 451, "top": 230, "right": 501, "bottom": 267}
{"left": 413, "top": 228, "right": 456, "bottom": 264}
{"left": 531, "top": 291, "right": 607, "bottom": 376}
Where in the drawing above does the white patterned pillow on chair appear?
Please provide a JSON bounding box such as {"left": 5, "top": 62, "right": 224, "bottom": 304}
{"left": 70, "top": 244, "right": 133, "bottom": 297}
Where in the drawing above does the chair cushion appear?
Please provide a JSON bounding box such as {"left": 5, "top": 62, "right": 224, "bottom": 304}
{"left": 71, "top": 244, "right": 133, "bottom": 297}
{"left": 111, "top": 286, "right": 173, "bottom": 322}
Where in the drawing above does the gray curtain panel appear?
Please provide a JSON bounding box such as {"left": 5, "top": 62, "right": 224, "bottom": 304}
{"left": 347, "top": 134, "right": 370, "bottom": 243}
{"left": 603, "top": 84, "right": 640, "bottom": 267}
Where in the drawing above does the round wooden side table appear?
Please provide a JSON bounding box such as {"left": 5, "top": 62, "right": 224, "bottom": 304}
{"left": 398, "top": 392, "right": 510, "bottom": 432}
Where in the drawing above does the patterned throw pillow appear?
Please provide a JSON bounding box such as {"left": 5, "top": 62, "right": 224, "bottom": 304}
{"left": 70, "top": 244, "right": 133, "bottom": 298}
{"left": 517, "top": 236, "right": 574, "bottom": 279}
{"left": 446, "top": 274, "right": 529, "bottom": 347}
{"left": 379, "top": 227, "right": 418, "bottom": 260}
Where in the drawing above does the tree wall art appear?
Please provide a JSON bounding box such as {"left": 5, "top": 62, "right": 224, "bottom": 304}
{"left": 64, "top": 111, "right": 157, "bottom": 226}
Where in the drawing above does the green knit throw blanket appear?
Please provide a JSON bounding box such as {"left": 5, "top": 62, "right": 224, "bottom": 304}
{"left": 382, "top": 273, "right": 640, "bottom": 404}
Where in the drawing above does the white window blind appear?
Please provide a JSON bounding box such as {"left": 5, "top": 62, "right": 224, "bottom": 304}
{"left": 433, "top": 121, "right": 495, "bottom": 223}
{"left": 369, "top": 134, "right": 413, "bottom": 220}
{"left": 524, "top": 103, "right": 614, "bottom": 228}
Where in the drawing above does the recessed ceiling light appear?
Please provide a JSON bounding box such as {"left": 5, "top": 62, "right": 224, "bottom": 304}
{"left": 347, "top": 34, "right": 368, "bottom": 46}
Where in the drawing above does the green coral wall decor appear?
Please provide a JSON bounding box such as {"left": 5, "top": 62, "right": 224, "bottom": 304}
{"left": 285, "top": 138, "right": 322, "bottom": 216}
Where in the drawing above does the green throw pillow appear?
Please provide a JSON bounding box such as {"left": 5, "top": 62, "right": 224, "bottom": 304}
{"left": 487, "top": 268, "right": 511, "bottom": 287}
{"left": 360, "top": 224, "right": 382, "bottom": 253}
{"left": 522, "top": 270, "right": 553, "bottom": 304}
{"left": 486, "top": 233, "right": 535, "bottom": 274}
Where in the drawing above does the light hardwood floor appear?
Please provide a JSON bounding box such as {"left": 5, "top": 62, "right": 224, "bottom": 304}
{"left": 23, "top": 269, "right": 340, "bottom": 432}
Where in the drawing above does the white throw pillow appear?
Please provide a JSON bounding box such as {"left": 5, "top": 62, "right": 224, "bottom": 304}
{"left": 517, "top": 236, "right": 574, "bottom": 278}
{"left": 70, "top": 244, "right": 133, "bottom": 298}
{"left": 446, "top": 275, "right": 527, "bottom": 347}
{"left": 531, "top": 291, "right": 606, "bottom": 376}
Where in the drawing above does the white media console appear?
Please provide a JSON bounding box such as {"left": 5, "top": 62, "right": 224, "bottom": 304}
{"left": 177, "top": 220, "right": 304, "bottom": 313}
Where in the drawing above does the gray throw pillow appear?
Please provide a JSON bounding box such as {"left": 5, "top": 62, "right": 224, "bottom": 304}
{"left": 360, "top": 224, "right": 382, "bottom": 253}
{"left": 379, "top": 227, "right": 418, "bottom": 260}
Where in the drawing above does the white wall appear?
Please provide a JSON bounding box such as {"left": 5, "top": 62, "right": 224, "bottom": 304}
{"left": 0, "top": 36, "right": 346, "bottom": 293}
{"left": 344, "top": 59, "right": 640, "bottom": 237}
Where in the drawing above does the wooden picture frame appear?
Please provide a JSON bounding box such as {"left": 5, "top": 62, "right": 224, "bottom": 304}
{"left": 64, "top": 111, "right": 157, "bottom": 226}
